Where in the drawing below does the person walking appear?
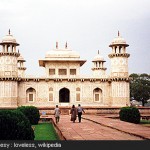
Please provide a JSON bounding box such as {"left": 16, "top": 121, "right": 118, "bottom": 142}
{"left": 70, "top": 105, "right": 77, "bottom": 123}
{"left": 41, "top": 111, "right": 46, "bottom": 122}
{"left": 77, "top": 104, "right": 85, "bottom": 123}
{"left": 54, "top": 105, "right": 61, "bottom": 124}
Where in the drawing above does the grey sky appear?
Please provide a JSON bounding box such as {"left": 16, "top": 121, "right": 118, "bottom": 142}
{"left": 0, "top": 0, "right": 150, "bottom": 76}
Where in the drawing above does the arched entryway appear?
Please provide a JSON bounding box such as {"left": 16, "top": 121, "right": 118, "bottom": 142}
{"left": 59, "top": 88, "right": 70, "bottom": 103}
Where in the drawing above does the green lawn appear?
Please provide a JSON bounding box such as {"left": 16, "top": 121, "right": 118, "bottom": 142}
{"left": 140, "top": 120, "right": 150, "bottom": 128}
{"left": 32, "top": 123, "right": 60, "bottom": 140}
{"left": 140, "top": 120, "right": 150, "bottom": 124}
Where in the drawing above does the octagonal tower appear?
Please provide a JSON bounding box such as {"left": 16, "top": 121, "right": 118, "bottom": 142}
{"left": 109, "top": 31, "right": 130, "bottom": 77}
{"left": 0, "top": 30, "right": 20, "bottom": 107}
{"left": 108, "top": 32, "right": 130, "bottom": 106}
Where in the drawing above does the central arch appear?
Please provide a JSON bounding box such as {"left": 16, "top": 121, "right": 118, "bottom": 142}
{"left": 59, "top": 88, "right": 70, "bottom": 103}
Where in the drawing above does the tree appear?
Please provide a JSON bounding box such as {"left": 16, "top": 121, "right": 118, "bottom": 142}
{"left": 130, "top": 73, "right": 150, "bottom": 106}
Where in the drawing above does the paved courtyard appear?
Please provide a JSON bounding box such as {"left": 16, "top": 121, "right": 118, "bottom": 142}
{"left": 51, "top": 115, "right": 150, "bottom": 140}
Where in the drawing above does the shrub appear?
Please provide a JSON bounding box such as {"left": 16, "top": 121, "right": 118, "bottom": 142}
{"left": 0, "top": 110, "right": 34, "bottom": 140}
{"left": 17, "top": 106, "right": 40, "bottom": 125}
{"left": 119, "top": 106, "right": 141, "bottom": 124}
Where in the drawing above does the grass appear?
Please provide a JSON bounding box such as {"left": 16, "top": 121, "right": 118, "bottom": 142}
{"left": 140, "top": 120, "right": 150, "bottom": 124}
{"left": 32, "top": 123, "right": 60, "bottom": 140}
{"left": 140, "top": 120, "right": 150, "bottom": 128}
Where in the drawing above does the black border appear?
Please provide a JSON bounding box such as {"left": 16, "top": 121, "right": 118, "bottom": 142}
{"left": 0, "top": 140, "right": 150, "bottom": 150}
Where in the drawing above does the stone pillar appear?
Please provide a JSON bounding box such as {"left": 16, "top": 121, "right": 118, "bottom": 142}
{"left": 14, "top": 46, "right": 16, "bottom": 52}
{"left": 124, "top": 47, "right": 126, "bottom": 53}
{"left": 10, "top": 45, "right": 13, "bottom": 52}
{"left": 2, "top": 45, "right": 5, "bottom": 52}
{"left": 116, "top": 46, "right": 119, "bottom": 53}
{"left": 99, "top": 62, "right": 101, "bottom": 68}
{"left": 102, "top": 62, "right": 104, "bottom": 68}
{"left": 112, "top": 47, "right": 115, "bottom": 53}
{"left": 5, "top": 45, "right": 7, "bottom": 52}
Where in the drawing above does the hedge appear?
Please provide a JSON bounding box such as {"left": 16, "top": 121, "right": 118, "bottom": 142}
{"left": 0, "top": 110, "right": 34, "bottom": 140}
{"left": 119, "top": 106, "right": 141, "bottom": 124}
{"left": 17, "top": 106, "right": 40, "bottom": 125}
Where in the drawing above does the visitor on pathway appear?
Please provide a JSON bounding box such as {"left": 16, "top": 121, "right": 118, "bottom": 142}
{"left": 70, "top": 105, "right": 77, "bottom": 123}
{"left": 42, "top": 111, "right": 46, "bottom": 122}
{"left": 54, "top": 105, "right": 61, "bottom": 124}
{"left": 77, "top": 104, "right": 85, "bottom": 123}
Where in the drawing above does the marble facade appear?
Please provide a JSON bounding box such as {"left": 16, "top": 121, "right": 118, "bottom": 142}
{"left": 0, "top": 30, "right": 130, "bottom": 108}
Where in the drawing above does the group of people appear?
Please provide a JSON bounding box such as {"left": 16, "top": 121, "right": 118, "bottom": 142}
{"left": 54, "top": 104, "right": 85, "bottom": 124}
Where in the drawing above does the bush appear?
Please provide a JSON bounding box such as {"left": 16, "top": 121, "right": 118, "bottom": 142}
{"left": 17, "top": 106, "right": 40, "bottom": 125}
{"left": 119, "top": 106, "right": 141, "bottom": 124}
{"left": 0, "top": 110, "right": 34, "bottom": 140}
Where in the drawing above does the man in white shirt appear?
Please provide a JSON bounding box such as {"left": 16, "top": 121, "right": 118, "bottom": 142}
{"left": 54, "top": 105, "right": 61, "bottom": 123}
{"left": 77, "top": 104, "right": 85, "bottom": 123}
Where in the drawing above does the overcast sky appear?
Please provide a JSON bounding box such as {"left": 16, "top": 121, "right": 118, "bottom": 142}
{"left": 0, "top": 0, "right": 150, "bottom": 76}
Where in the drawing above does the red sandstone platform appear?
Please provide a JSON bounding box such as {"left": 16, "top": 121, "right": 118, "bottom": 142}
{"left": 51, "top": 115, "right": 150, "bottom": 140}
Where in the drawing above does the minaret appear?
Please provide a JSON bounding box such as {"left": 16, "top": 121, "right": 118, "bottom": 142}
{"left": 92, "top": 50, "right": 107, "bottom": 77}
{"left": 108, "top": 32, "right": 130, "bottom": 106}
{"left": 0, "top": 30, "right": 20, "bottom": 107}
{"left": 17, "top": 54, "right": 26, "bottom": 77}
{"left": 108, "top": 31, "right": 130, "bottom": 77}
{"left": 0, "top": 30, "right": 20, "bottom": 77}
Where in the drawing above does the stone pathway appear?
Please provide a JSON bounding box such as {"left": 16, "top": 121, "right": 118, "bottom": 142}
{"left": 52, "top": 115, "right": 150, "bottom": 140}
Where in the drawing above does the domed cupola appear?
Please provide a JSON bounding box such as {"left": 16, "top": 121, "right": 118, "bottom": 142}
{"left": 39, "top": 42, "right": 86, "bottom": 77}
{"left": 45, "top": 42, "right": 80, "bottom": 60}
{"left": 0, "top": 29, "right": 20, "bottom": 54}
{"left": 2, "top": 32, "right": 19, "bottom": 45}
{"left": 93, "top": 50, "right": 105, "bottom": 62}
{"left": 39, "top": 42, "right": 86, "bottom": 67}
{"left": 109, "top": 31, "right": 129, "bottom": 47}
{"left": 108, "top": 31, "right": 130, "bottom": 56}
{"left": 92, "top": 50, "right": 106, "bottom": 77}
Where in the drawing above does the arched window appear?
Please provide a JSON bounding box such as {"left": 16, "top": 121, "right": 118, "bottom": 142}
{"left": 76, "top": 87, "right": 80, "bottom": 91}
{"left": 93, "top": 88, "right": 102, "bottom": 102}
{"left": 49, "top": 87, "right": 53, "bottom": 91}
{"left": 26, "top": 87, "right": 36, "bottom": 102}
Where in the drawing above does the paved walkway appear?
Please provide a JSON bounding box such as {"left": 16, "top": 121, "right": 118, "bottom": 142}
{"left": 51, "top": 115, "right": 150, "bottom": 140}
